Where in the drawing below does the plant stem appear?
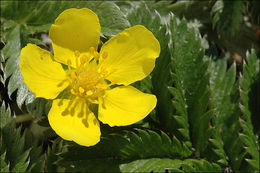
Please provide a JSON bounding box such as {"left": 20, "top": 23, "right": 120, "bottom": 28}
{"left": 15, "top": 114, "right": 35, "bottom": 123}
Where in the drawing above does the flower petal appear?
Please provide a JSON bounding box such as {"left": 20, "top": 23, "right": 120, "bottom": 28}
{"left": 49, "top": 8, "right": 101, "bottom": 66}
{"left": 19, "top": 44, "right": 68, "bottom": 99}
{"left": 100, "top": 25, "right": 160, "bottom": 85}
{"left": 98, "top": 86, "right": 157, "bottom": 126}
{"left": 48, "top": 98, "right": 101, "bottom": 146}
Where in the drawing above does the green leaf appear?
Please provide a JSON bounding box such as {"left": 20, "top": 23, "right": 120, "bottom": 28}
{"left": 217, "top": 49, "right": 260, "bottom": 172}
{"left": 1, "top": 1, "right": 129, "bottom": 37}
{"left": 0, "top": 103, "right": 12, "bottom": 128}
{"left": 169, "top": 13, "right": 212, "bottom": 154}
{"left": 57, "top": 129, "right": 191, "bottom": 172}
{"left": 208, "top": 57, "right": 237, "bottom": 166}
{"left": 0, "top": 103, "right": 44, "bottom": 172}
{"left": 44, "top": 139, "right": 65, "bottom": 172}
{"left": 0, "top": 152, "right": 9, "bottom": 172}
{"left": 11, "top": 149, "right": 30, "bottom": 172}
{"left": 120, "top": 158, "right": 183, "bottom": 172}
{"left": 1, "top": 23, "right": 35, "bottom": 108}
{"left": 120, "top": 158, "right": 222, "bottom": 173}
{"left": 211, "top": 0, "right": 246, "bottom": 36}
{"left": 127, "top": 3, "right": 178, "bottom": 134}
{"left": 168, "top": 84, "right": 191, "bottom": 148}
{"left": 252, "top": 0, "right": 260, "bottom": 25}
{"left": 181, "top": 159, "right": 221, "bottom": 172}
{"left": 93, "top": 2, "right": 130, "bottom": 36}
{"left": 237, "top": 50, "right": 259, "bottom": 171}
{"left": 26, "top": 98, "right": 50, "bottom": 118}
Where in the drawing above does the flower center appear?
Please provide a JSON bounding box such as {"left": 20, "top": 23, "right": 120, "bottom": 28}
{"left": 67, "top": 47, "right": 112, "bottom": 104}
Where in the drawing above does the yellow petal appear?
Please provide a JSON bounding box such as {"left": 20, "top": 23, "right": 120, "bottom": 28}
{"left": 19, "top": 44, "right": 68, "bottom": 99}
{"left": 98, "top": 86, "right": 157, "bottom": 126}
{"left": 49, "top": 8, "right": 101, "bottom": 67}
{"left": 100, "top": 25, "right": 160, "bottom": 85}
{"left": 48, "top": 98, "right": 101, "bottom": 146}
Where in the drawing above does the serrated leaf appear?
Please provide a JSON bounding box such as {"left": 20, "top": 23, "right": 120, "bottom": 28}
{"left": 211, "top": 0, "right": 246, "bottom": 36}
{"left": 120, "top": 158, "right": 221, "bottom": 173}
{"left": 238, "top": 50, "right": 259, "bottom": 171}
{"left": 120, "top": 158, "right": 183, "bottom": 173}
{"left": 58, "top": 129, "right": 191, "bottom": 172}
{"left": 1, "top": 23, "right": 35, "bottom": 108}
{"left": 221, "top": 50, "right": 260, "bottom": 171}
{"left": 169, "top": 13, "right": 213, "bottom": 155}
{"left": 0, "top": 152, "right": 9, "bottom": 172}
{"left": 207, "top": 57, "right": 237, "bottom": 166}
{"left": 11, "top": 149, "right": 31, "bottom": 172}
{"left": 0, "top": 103, "right": 12, "bottom": 128}
{"left": 127, "top": 3, "right": 176, "bottom": 133}
{"left": 1, "top": 1, "right": 129, "bottom": 37}
{"left": 0, "top": 104, "right": 44, "bottom": 172}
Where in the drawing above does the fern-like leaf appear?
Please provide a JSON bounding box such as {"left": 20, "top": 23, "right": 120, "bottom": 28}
{"left": 211, "top": 0, "right": 246, "bottom": 36}
{"left": 57, "top": 129, "right": 192, "bottom": 172}
{"left": 208, "top": 57, "right": 237, "bottom": 167}
{"left": 120, "top": 158, "right": 222, "bottom": 173}
{"left": 169, "top": 13, "right": 212, "bottom": 155}
{"left": 238, "top": 50, "right": 259, "bottom": 171}
{"left": 0, "top": 103, "right": 44, "bottom": 172}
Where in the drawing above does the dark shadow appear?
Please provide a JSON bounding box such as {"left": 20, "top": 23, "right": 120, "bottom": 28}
{"left": 248, "top": 71, "right": 260, "bottom": 143}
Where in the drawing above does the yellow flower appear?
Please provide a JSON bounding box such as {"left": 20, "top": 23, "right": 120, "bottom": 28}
{"left": 19, "top": 8, "right": 160, "bottom": 146}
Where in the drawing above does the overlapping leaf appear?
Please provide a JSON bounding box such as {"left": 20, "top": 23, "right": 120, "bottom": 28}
{"left": 238, "top": 50, "right": 259, "bottom": 171}
{"left": 57, "top": 129, "right": 191, "bottom": 172}
{"left": 0, "top": 103, "right": 44, "bottom": 172}
{"left": 169, "top": 13, "right": 212, "bottom": 154}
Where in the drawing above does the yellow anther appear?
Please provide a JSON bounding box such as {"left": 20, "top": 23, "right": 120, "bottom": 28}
{"left": 80, "top": 55, "right": 87, "bottom": 65}
{"left": 70, "top": 89, "right": 76, "bottom": 95}
{"left": 74, "top": 50, "right": 80, "bottom": 57}
{"left": 79, "top": 87, "right": 85, "bottom": 93}
{"left": 86, "top": 90, "right": 93, "bottom": 96}
{"left": 102, "top": 51, "right": 108, "bottom": 59}
{"left": 89, "top": 47, "right": 95, "bottom": 55}
{"left": 102, "top": 92, "right": 108, "bottom": 98}
{"left": 68, "top": 78, "right": 73, "bottom": 84}
{"left": 96, "top": 83, "right": 107, "bottom": 89}
{"left": 94, "top": 52, "right": 100, "bottom": 59}
{"left": 88, "top": 99, "right": 99, "bottom": 104}
{"left": 71, "top": 71, "right": 77, "bottom": 79}
{"left": 67, "top": 59, "right": 72, "bottom": 66}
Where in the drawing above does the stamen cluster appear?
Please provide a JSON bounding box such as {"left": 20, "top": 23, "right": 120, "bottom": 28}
{"left": 67, "top": 47, "right": 112, "bottom": 104}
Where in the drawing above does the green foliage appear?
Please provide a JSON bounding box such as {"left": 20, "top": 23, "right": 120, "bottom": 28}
{"left": 238, "top": 50, "right": 259, "bottom": 171}
{"left": 207, "top": 50, "right": 260, "bottom": 172}
{"left": 169, "top": 14, "right": 211, "bottom": 153}
{"left": 211, "top": 0, "right": 246, "bottom": 36}
{"left": 128, "top": 4, "right": 172, "bottom": 129}
{"left": 1, "top": 1, "right": 259, "bottom": 172}
{"left": 0, "top": 103, "right": 44, "bottom": 172}
{"left": 1, "top": 1, "right": 129, "bottom": 36}
{"left": 44, "top": 139, "right": 65, "bottom": 172}
{"left": 57, "top": 129, "right": 191, "bottom": 172}
{"left": 120, "top": 158, "right": 222, "bottom": 173}
{"left": 208, "top": 56, "right": 237, "bottom": 167}
{"left": 251, "top": 0, "right": 260, "bottom": 25}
